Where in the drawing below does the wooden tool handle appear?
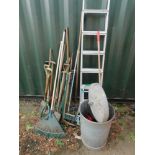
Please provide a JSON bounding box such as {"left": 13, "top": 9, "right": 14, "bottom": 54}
{"left": 49, "top": 48, "right": 51, "bottom": 66}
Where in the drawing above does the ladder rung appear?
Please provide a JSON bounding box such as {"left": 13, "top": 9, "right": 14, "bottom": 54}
{"left": 81, "top": 68, "right": 103, "bottom": 73}
{"left": 83, "top": 9, "right": 108, "bottom": 14}
{"left": 81, "top": 83, "right": 102, "bottom": 91}
{"left": 81, "top": 85, "right": 90, "bottom": 90}
{"left": 82, "top": 31, "right": 107, "bottom": 35}
{"left": 80, "top": 89, "right": 89, "bottom": 92}
{"left": 82, "top": 50, "right": 105, "bottom": 55}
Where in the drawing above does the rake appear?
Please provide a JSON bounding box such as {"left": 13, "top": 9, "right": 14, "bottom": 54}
{"left": 35, "top": 32, "right": 66, "bottom": 138}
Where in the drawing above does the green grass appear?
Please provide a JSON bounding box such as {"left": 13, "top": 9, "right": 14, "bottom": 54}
{"left": 128, "top": 131, "right": 135, "bottom": 142}
{"left": 55, "top": 139, "right": 65, "bottom": 148}
{"left": 26, "top": 123, "right": 34, "bottom": 131}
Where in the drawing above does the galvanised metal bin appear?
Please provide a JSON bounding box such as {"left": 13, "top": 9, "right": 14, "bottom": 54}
{"left": 80, "top": 100, "right": 115, "bottom": 150}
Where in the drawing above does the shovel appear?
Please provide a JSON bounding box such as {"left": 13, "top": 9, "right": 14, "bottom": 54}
{"left": 39, "top": 67, "right": 52, "bottom": 119}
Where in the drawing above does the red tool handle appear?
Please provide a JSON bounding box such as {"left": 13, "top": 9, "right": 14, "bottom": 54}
{"left": 97, "top": 31, "right": 101, "bottom": 84}
{"left": 97, "top": 31, "right": 100, "bottom": 44}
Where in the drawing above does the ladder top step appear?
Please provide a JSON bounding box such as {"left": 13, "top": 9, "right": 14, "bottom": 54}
{"left": 82, "top": 50, "right": 105, "bottom": 55}
{"left": 83, "top": 9, "right": 108, "bottom": 14}
{"left": 82, "top": 31, "right": 107, "bottom": 35}
{"left": 81, "top": 68, "right": 103, "bottom": 73}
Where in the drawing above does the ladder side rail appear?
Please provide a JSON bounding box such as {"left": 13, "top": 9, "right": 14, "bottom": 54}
{"left": 82, "top": 0, "right": 85, "bottom": 10}
{"left": 101, "top": 0, "right": 111, "bottom": 83}
{"left": 80, "top": 9, "right": 85, "bottom": 103}
{"left": 107, "top": 0, "right": 111, "bottom": 11}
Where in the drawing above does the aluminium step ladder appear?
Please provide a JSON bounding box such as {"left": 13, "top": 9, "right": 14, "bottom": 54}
{"left": 80, "top": 0, "right": 111, "bottom": 103}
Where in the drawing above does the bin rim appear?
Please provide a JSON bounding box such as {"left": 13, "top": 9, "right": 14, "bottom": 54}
{"left": 80, "top": 102, "right": 115, "bottom": 125}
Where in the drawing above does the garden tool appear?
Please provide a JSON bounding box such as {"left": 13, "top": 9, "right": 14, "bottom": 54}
{"left": 39, "top": 64, "right": 50, "bottom": 115}
{"left": 53, "top": 28, "right": 72, "bottom": 121}
{"left": 62, "top": 72, "right": 72, "bottom": 119}
{"left": 68, "top": 57, "right": 73, "bottom": 72}
{"left": 59, "top": 73, "right": 67, "bottom": 119}
{"left": 53, "top": 32, "right": 66, "bottom": 121}
{"left": 57, "top": 71, "right": 67, "bottom": 112}
{"left": 75, "top": 15, "right": 82, "bottom": 100}
{"left": 66, "top": 28, "right": 70, "bottom": 57}
{"left": 68, "top": 15, "right": 82, "bottom": 113}
{"left": 63, "top": 63, "right": 70, "bottom": 72}
{"left": 44, "top": 66, "right": 52, "bottom": 102}
{"left": 45, "top": 61, "right": 56, "bottom": 102}
{"left": 40, "top": 66, "right": 53, "bottom": 119}
{"left": 62, "top": 15, "right": 82, "bottom": 125}
{"left": 55, "top": 40, "right": 66, "bottom": 104}
{"left": 45, "top": 49, "right": 52, "bottom": 101}
{"left": 65, "top": 27, "right": 71, "bottom": 64}
{"left": 55, "top": 63, "right": 70, "bottom": 121}
{"left": 53, "top": 29, "right": 70, "bottom": 121}
{"left": 62, "top": 71, "right": 79, "bottom": 124}
{"left": 39, "top": 49, "right": 54, "bottom": 116}
{"left": 35, "top": 32, "right": 66, "bottom": 138}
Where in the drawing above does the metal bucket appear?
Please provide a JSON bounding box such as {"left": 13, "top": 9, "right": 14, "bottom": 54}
{"left": 80, "top": 100, "right": 115, "bottom": 150}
